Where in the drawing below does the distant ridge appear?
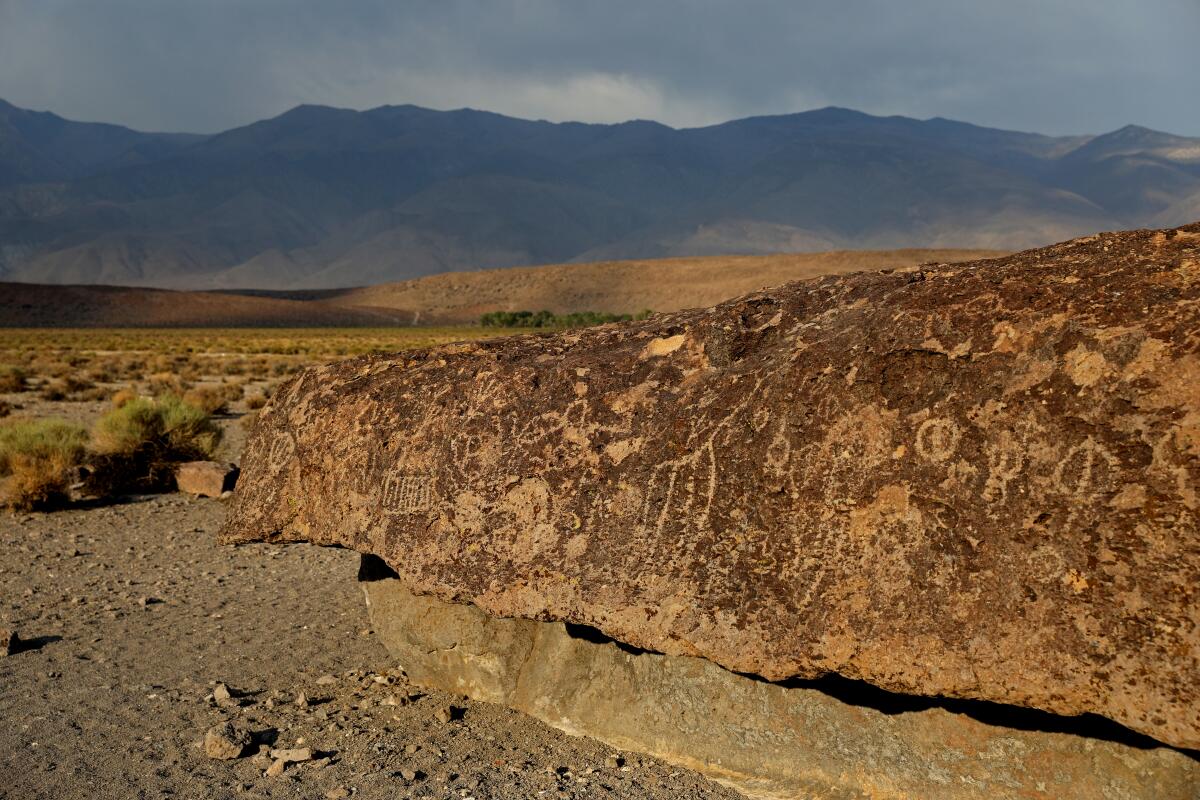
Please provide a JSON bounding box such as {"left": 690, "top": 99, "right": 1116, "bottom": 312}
{"left": 1, "top": 98, "right": 1197, "bottom": 290}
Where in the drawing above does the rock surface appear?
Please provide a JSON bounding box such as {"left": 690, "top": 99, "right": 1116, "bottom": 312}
{"left": 222, "top": 224, "right": 1200, "bottom": 749}
{"left": 204, "top": 722, "right": 251, "bottom": 760}
{"left": 364, "top": 568, "right": 1200, "bottom": 800}
{"left": 176, "top": 461, "right": 238, "bottom": 497}
{"left": 1, "top": 628, "right": 18, "bottom": 656}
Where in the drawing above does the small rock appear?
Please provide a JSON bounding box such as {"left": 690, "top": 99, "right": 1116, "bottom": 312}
{"left": 212, "top": 682, "right": 242, "bottom": 707}
{"left": 175, "top": 461, "right": 239, "bottom": 497}
{"left": 434, "top": 706, "right": 454, "bottom": 724}
{"left": 1, "top": 629, "right": 19, "bottom": 656}
{"left": 295, "top": 691, "right": 309, "bottom": 709}
{"left": 265, "top": 758, "right": 287, "bottom": 778}
{"left": 315, "top": 674, "right": 338, "bottom": 686}
{"left": 404, "top": 743, "right": 420, "bottom": 755}
{"left": 325, "top": 788, "right": 350, "bottom": 799}
{"left": 204, "top": 722, "right": 251, "bottom": 760}
{"left": 271, "top": 747, "right": 313, "bottom": 763}
{"left": 399, "top": 768, "right": 418, "bottom": 781}
{"left": 605, "top": 754, "right": 624, "bottom": 769}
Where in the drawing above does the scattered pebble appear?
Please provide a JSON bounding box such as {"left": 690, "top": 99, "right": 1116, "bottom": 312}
{"left": 271, "top": 746, "right": 313, "bottom": 764}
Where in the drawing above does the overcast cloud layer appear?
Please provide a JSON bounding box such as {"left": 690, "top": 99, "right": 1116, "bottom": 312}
{"left": 0, "top": 0, "right": 1196, "bottom": 136}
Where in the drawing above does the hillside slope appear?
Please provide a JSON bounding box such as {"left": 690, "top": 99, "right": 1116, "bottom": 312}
{"left": 0, "top": 248, "right": 1000, "bottom": 327}
{"left": 0, "top": 100, "right": 1195, "bottom": 290}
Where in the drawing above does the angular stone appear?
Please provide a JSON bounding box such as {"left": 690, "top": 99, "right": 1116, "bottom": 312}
{"left": 176, "top": 461, "right": 238, "bottom": 497}
{"left": 1, "top": 628, "right": 19, "bottom": 656}
{"left": 221, "top": 224, "right": 1200, "bottom": 749}
{"left": 204, "top": 722, "right": 251, "bottom": 760}
{"left": 363, "top": 574, "right": 1199, "bottom": 800}
{"left": 270, "top": 747, "right": 313, "bottom": 763}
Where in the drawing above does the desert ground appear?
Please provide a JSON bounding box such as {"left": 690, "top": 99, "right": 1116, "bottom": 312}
{"left": 0, "top": 341, "right": 743, "bottom": 799}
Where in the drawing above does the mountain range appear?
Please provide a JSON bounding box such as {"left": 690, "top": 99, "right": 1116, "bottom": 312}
{"left": 1, "top": 98, "right": 1197, "bottom": 290}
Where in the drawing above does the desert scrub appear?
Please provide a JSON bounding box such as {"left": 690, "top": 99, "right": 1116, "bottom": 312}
{"left": 40, "top": 374, "right": 96, "bottom": 401}
{"left": 0, "top": 419, "right": 88, "bottom": 510}
{"left": 110, "top": 387, "right": 139, "bottom": 408}
{"left": 182, "top": 386, "right": 230, "bottom": 415}
{"left": 93, "top": 395, "right": 221, "bottom": 461}
{"left": 88, "top": 395, "right": 222, "bottom": 493}
{"left": 146, "top": 371, "right": 189, "bottom": 396}
{"left": 0, "top": 366, "right": 28, "bottom": 393}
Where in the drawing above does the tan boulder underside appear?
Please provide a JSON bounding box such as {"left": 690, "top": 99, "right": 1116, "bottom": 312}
{"left": 362, "top": 565, "right": 1198, "bottom": 800}
{"left": 221, "top": 223, "right": 1200, "bottom": 749}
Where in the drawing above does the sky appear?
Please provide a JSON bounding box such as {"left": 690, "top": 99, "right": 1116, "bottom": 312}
{"left": 0, "top": 0, "right": 1196, "bottom": 137}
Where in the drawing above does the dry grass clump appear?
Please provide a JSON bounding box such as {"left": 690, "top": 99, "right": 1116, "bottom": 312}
{"left": 39, "top": 374, "right": 97, "bottom": 402}
{"left": 0, "top": 419, "right": 89, "bottom": 510}
{"left": 0, "top": 366, "right": 28, "bottom": 393}
{"left": 147, "top": 371, "right": 190, "bottom": 396}
{"left": 111, "top": 387, "right": 139, "bottom": 409}
{"left": 182, "top": 383, "right": 244, "bottom": 415}
{"left": 0, "top": 400, "right": 11, "bottom": 418}
{"left": 181, "top": 386, "right": 228, "bottom": 415}
{"left": 245, "top": 393, "right": 267, "bottom": 410}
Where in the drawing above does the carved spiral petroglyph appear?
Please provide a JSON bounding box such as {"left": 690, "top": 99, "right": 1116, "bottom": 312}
{"left": 915, "top": 418, "right": 962, "bottom": 463}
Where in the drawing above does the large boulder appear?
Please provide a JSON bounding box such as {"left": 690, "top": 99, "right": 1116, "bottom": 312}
{"left": 221, "top": 224, "right": 1200, "bottom": 750}
{"left": 361, "top": 565, "right": 1199, "bottom": 800}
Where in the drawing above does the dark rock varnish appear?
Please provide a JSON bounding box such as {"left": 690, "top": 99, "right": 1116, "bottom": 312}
{"left": 222, "top": 223, "right": 1200, "bottom": 750}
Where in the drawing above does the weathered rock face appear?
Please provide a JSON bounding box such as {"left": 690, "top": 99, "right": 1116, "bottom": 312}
{"left": 363, "top": 566, "right": 1200, "bottom": 800}
{"left": 222, "top": 224, "right": 1200, "bottom": 750}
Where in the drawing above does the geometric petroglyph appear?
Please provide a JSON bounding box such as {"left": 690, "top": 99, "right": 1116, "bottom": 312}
{"left": 266, "top": 430, "right": 296, "bottom": 473}
{"left": 352, "top": 450, "right": 383, "bottom": 494}
{"left": 1052, "top": 437, "right": 1119, "bottom": 500}
{"left": 382, "top": 473, "right": 433, "bottom": 514}
{"left": 915, "top": 417, "right": 962, "bottom": 463}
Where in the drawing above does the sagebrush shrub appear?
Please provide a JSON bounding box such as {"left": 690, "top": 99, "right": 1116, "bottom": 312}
{"left": 0, "top": 366, "right": 27, "bottom": 393}
{"left": 93, "top": 395, "right": 221, "bottom": 461}
{"left": 87, "top": 395, "right": 222, "bottom": 494}
{"left": 110, "top": 388, "right": 138, "bottom": 408}
{"left": 0, "top": 419, "right": 88, "bottom": 510}
{"left": 182, "top": 386, "right": 229, "bottom": 415}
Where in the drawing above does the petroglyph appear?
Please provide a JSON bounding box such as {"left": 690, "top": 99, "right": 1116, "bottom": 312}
{"left": 1052, "top": 437, "right": 1120, "bottom": 500}
{"left": 381, "top": 474, "right": 433, "bottom": 514}
{"left": 266, "top": 431, "right": 295, "bottom": 473}
{"left": 915, "top": 417, "right": 962, "bottom": 463}
{"left": 225, "top": 223, "right": 1200, "bottom": 750}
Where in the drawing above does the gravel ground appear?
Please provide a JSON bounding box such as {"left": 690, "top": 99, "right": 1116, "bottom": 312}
{"left": 0, "top": 476, "right": 741, "bottom": 799}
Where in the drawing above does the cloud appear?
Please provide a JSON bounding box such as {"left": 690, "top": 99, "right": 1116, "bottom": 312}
{"left": 0, "top": 0, "right": 1196, "bottom": 135}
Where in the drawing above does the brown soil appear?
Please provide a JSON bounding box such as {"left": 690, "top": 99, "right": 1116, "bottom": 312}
{"left": 0, "top": 412, "right": 741, "bottom": 799}
{"left": 0, "top": 283, "right": 403, "bottom": 328}
{"left": 2, "top": 248, "right": 1001, "bottom": 328}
